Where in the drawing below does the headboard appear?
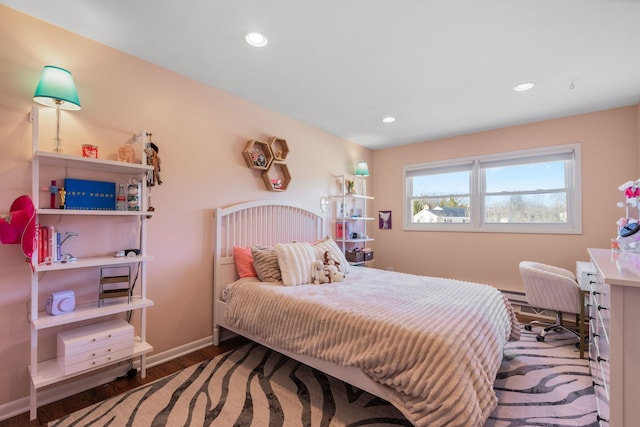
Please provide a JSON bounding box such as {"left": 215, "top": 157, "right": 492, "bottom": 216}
{"left": 213, "top": 200, "right": 324, "bottom": 303}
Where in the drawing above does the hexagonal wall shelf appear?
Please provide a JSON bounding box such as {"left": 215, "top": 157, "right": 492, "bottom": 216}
{"left": 262, "top": 162, "right": 291, "bottom": 192}
{"left": 242, "top": 139, "right": 273, "bottom": 170}
{"left": 269, "top": 136, "right": 289, "bottom": 161}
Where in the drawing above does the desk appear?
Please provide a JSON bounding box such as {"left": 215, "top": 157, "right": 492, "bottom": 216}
{"left": 584, "top": 248, "right": 640, "bottom": 427}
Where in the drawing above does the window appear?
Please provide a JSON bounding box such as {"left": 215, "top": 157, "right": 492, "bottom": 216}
{"left": 403, "top": 144, "right": 581, "bottom": 234}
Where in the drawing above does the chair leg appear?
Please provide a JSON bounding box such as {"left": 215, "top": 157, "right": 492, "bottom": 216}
{"left": 526, "top": 310, "right": 580, "bottom": 342}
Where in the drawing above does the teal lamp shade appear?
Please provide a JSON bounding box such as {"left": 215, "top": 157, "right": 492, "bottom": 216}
{"left": 355, "top": 161, "right": 370, "bottom": 176}
{"left": 33, "top": 66, "right": 81, "bottom": 110}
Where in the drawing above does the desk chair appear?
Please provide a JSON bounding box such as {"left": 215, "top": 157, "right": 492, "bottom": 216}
{"left": 519, "top": 261, "right": 581, "bottom": 342}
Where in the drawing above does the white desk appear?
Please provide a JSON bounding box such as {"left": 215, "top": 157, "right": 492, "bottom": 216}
{"left": 585, "top": 248, "right": 640, "bottom": 427}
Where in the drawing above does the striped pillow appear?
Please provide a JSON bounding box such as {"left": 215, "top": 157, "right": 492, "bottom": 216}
{"left": 275, "top": 242, "right": 316, "bottom": 286}
{"left": 251, "top": 245, "right": 281, "bottom": 282}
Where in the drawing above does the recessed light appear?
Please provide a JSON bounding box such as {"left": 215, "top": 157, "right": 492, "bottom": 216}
{"left": 513, "top": 82, "right": 535, "bottom": 92}
{"left": 245, "top": 32, "right": 268, "bottom": 47}
{"left": 382, "top": 116, "right": 396, "bottom": 123}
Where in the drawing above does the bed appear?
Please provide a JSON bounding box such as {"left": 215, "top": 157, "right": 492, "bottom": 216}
{"left": 213, "top": 200, "right": 520, "bottom": 427}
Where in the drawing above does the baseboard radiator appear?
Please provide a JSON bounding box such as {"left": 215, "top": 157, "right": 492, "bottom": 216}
{"left": 500, "top": 289, "right": 556, "bottom": 320}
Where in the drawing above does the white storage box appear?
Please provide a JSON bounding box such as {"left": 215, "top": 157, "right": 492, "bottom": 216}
{"left": 57, "top": 319, "right": 134, "bottom": 376}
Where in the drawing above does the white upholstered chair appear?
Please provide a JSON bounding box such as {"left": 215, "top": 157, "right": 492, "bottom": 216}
{"left": 519, "top": 261, "right": 581, "bottom": 342}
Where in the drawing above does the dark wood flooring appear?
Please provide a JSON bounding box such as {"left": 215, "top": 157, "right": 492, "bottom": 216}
{"left": 1, "top": 336, "right": 248, "bottom": 427}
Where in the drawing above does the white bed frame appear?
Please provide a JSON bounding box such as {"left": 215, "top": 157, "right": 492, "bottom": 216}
{"left": 212, "top": 200, "right": 388, "bottom": 399}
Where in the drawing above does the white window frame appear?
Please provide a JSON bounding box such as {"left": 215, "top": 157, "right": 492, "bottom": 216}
{"left": 403, "top": 143, "right": 582, "bottom": 234}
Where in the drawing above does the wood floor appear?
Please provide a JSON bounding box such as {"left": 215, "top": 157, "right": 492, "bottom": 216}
{"left": 1, "top": 336, "right": 248, "bottom": 427}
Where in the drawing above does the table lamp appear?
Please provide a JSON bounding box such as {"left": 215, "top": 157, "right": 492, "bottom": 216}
{"left": 33, "top": 65, "right": 81, "bottom": 153}
{"left": 355, "top": 161, "right": 369, "bottom": 177}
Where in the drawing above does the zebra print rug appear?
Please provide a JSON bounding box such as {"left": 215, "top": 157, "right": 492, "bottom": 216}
{"left": 50, "top": 327, "right": 598, "bottom": 426}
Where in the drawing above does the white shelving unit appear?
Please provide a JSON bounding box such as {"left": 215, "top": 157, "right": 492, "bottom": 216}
{"left": 27, "top": 107, "right": 154, "bottom": 420}
{"left": 332, "top": 175, "right": 374, "bottom": 266}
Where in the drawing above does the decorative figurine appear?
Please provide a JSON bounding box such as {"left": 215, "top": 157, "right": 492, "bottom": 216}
{"left": 145, "top": 138, "right": 162, "bottom": 186}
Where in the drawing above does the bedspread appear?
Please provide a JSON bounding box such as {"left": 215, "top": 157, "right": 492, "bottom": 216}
{"left": 224, "top": 267, "right": 520, "bottom": 427}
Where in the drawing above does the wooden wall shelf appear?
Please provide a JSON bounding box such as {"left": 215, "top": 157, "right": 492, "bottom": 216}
{"left": 242, "top": 140, "right": 273, "bottom": 170}
{"left": 243, "top": 136, "right": 291, "bottom": 191}
{"left": 269, "top": 137, "right": 289, "bottom": 161}
{"left": 262, "top": 162, "right": 291, "bottom": 192}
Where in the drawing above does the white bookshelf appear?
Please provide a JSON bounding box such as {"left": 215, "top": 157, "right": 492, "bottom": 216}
{"left": 27, "top": 106, "right": 154, "bottom": 420}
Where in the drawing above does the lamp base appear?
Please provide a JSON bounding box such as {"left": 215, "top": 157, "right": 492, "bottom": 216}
{"left": 52, "top": 102, "right": 63, "bottom": 153}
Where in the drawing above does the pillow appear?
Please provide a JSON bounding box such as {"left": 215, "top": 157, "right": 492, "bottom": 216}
{"left": 312, "top": 235, "right": 350, "bottom": 274}
{"left": 233, "top": 246, "right": 258, "bottom": 278}
{"left": 275, "top": 242, "right": 317, "bottom": 286}
{"left": 251, "top": 245, "right": 282, "bottom": 282}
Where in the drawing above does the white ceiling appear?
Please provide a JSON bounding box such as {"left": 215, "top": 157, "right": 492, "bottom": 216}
{"left": 3, "top": 0, "right": 640, "bottom": 149}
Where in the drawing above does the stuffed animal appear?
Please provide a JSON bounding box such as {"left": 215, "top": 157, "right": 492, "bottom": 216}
{"left": 323, "top": 250, "right": 341, "bottom": 272}
{"left": 327, "top": 265, "right": 344, "bottom": 282}
{"left": 312, "top": 259, "right": 329, "bottom": 284}
{"left": 311, "top": 254, "right": 345, "bottom": 284}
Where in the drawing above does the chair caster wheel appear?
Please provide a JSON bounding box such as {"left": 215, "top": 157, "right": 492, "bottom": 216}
{"left": 536, "top": 335, "right": 545, "bottom": 342}
{"left": 524, "top": 325, "right": 532, "bottom": 331}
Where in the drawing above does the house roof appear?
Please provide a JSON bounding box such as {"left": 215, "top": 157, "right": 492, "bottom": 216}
{"left": 415, "top": 207, "right": 467, "bottom": 220}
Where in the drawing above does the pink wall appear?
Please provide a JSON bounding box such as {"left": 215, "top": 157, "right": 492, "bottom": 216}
{"left": 371, "top": 106, "right": 639, "bottom": 291}
{"left": 0, "top": 6, "right": 371, "bottom": 408}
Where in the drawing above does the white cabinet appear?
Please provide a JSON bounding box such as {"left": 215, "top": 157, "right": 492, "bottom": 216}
{"left": 586, "top": 248, "right": 640, "bottom": 427}
{"left": 332, "top": 175, "right": 374, "bottom": 266}
{"left": 27, "top": 107, "right": 154, "bottom": 420}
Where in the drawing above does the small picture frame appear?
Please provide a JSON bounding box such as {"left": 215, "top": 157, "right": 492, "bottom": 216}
{"left": 379, "top": 210, "right": 392, "bottom": 229}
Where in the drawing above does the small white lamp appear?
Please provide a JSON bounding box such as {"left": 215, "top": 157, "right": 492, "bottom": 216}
{"left": 33, "top": 65, "right": 81, "bottom": 153}
{"left": 355, "top": 161, "right": 370, "bottom": 177}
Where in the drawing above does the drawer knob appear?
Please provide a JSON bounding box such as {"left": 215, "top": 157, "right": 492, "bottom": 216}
{"left": 92, "top": 338, "right": 96, "bottom": 342}
{"left": 592, "top": 291, "right": 601, "bottom": 295}
{"left": 598, "top": 356, "right": 607, "bottom": 363}
{"left": 597, "top": 415, "right": 609, "bottom": 422}
{"left": 592, "top": 380, "right": 602, "bottom": 387}
{"left": 597, "top": 305, "right": 608, "bottom": 311}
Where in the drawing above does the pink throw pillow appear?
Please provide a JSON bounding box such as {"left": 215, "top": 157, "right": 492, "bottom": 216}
{"left": 233, "top": 246, "right": 258, "bottom": 278}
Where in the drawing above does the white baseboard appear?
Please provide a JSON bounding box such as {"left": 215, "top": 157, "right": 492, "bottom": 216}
{"left": 0, "top": 335, "right": 214, "bottom": 422}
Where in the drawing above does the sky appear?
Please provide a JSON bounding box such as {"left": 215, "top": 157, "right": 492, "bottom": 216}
{"left": 412, "top": 160, "right": 565, "bottom": 197}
